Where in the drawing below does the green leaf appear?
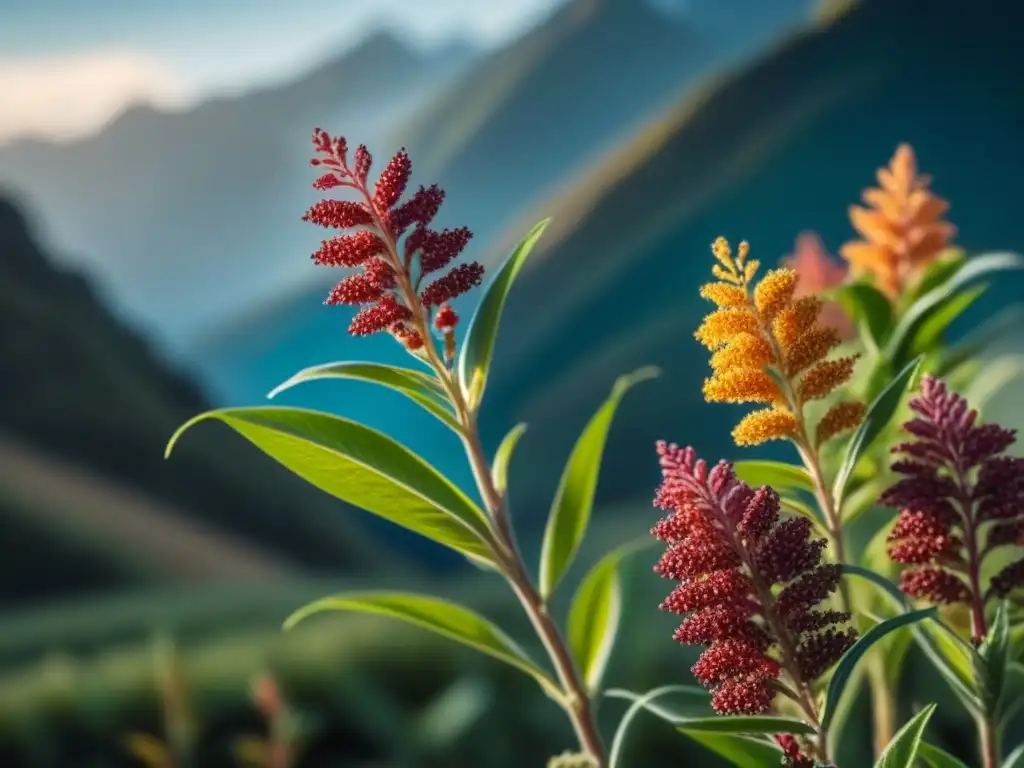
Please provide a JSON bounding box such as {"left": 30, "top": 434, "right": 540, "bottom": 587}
{"left": 605, "top": 689, "right": 811, "bottom": 735}
{"left": 166, "top": 407, "right": 496, "bottom": 563}
{"left": 917, "top": 741, "right": 972, "bottom": 768}
{"left": 283, "top": 592, "right": 557, "bottom": 694}
{"left": 606, "top": 687, "right": 810, "bottom": 768}
{"left": 822, "top": 607, "right": 937, "bottom": 731}
{"left": 842, "top": 565, "right": 982, "bottom": 714}
{"left": 458, "top": 219, "right": 552, "bottom": 409}
{"left": 607, "top": 685, "right": 708, "bottom": 768}
{"left": 911, "top": 283, "right": 987, "bottom": 354}
{"left": 491, "top": 423, "right": 527, "bottom": 497}
{"left": 904, "top": 249, "right": 968, "bottom": 306}
{"left": 1003, "top": 742, "right": 1024, "bottom": 768}
{"left": 680, "top": 732, "right": 783, "bottom": 768}
{"left": 538, "top": 367, "right": 659, "bottom": 599}
{"left": 567, "top": 543, "right": 647, "bottom": 694}
{"left": 604, "top": 686, "right": 711, "bottom": 724}
{"left": 834, "top": 281, "right": 895, "bottom": 353}
{"left": 732, "top": 461, "right": 815, "bottom": 495}
{"left": 266, "top": 361, "right": 459, "bottom": 431}
{"left": 977, "top": 601, "right": 1011, "bottom": 714}
{"left": 999, "top": 661, "right": 1024, "bottom": 728}
{"left": 962, "top": 354, "right": 1024, "bottom": 417}
{"left": 886, "top": 251, "right": 1024, "bottom": 364}
{"left": 673, "top": 717, "right": 816, "bottom": 735}
{"left": 833, "top": 356, "right": 922, "bottom": 510}
{"left": 874, "top": 704, "right": 936, "bottom": 768}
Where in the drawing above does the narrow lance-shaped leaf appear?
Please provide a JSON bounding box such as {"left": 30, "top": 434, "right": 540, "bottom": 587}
{"left": 875, "top": 704, "right": 936, "bottom": 768}
{"left": 833, "top": 281, "right": 895, "bottom": 353}
{"left": 842, "top": 565, "right": 982, "bottom": 714}
{"left": 539, "top": 367, "right": 660, "bottom": 599}
{"left": 680, "top": 732, "right": 784, "bottom": 768}
{"left": 166, "top": 407, "right": 497, "bottom": 564}
{"left": 567, "top": 542, "right": 650, "bottom": 694}
{"left": 492, "top": 423, "right": 527, "bottom": 497}
{"left": 604, "top": 686, "right": 813, "bottom": 768}
{"left": 911, "top": 283, "right": 987, "bottom": 355}
{"left": 976, "top": 600, "right": 1011, "bottom": 714}
{"left": 733, "top": 460, "right": 815, "bottom": 496}
{"left": 917, "top": 741, "right": 972, "bottom": 768}
{"left": 1003, "top": 742, "right": 1024, "bottom": 768}
{"left": 266, "top": 361, "right": 459, "bottom": 431}
{"left": 822, "top": 607, "right": 938, "bottom": 731}
{"left": 284, "top": 592, "right": 559, "bottom": 697}
{"left": 606, "top": 686, "right": 812, "bottom": 768}
{"left": 833, "top": 356, "right": 922, "bottom": 510}
{"left": 604, "top": 686, "right": 710, "bottom": 724}
{"left": 886, "top": 251, "right": 1024, "bottom": 363}
{"left": 458, "top": 218, "right": 552, "bottom": 409}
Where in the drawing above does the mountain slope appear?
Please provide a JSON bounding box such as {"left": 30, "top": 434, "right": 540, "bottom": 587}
{"left": 0, "top": 32, "right": 474, "bottom": 348}
{"left": 391, "top": 0, "right": 812, "bottom": 253}
{"left": 0, "top": 196, "right": 421, "bottom": 605}
{"left": 474, "top": 0, "right": 1024, "bottom": 512}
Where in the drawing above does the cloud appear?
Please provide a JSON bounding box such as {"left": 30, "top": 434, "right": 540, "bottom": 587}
{"left": 0, "top": 50, "right": 191, "bottom": 145}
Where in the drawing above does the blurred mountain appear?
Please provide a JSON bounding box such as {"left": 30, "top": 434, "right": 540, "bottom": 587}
{"left": 390, "top": 0, "right": 813, "bottom": 255}
{"left": 198, "top": 0, "right": 1024, "bottom": 548}
{"left": 0, "top": 196, "right": 421, "bottom": 606}
{"left": 0, "top": 31, "right": 476, "bottom": 348}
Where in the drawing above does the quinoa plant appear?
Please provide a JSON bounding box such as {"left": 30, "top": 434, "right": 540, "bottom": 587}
{"left": 168, "top": 134, "right": 1024, "bottom": 768}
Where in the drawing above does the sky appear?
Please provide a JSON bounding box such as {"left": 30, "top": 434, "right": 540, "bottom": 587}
{"left": 0, "top": 0, "right": 565, "bottom": 144}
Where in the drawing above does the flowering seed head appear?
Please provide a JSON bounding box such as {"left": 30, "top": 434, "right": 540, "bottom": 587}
{"left": 302, "top": 130, "right": 484, "bottom": 349}
{"left": 312, "top": 230, "right": 386, "bottom": 267}
{"left": 420, "top": 262, "right": 485, "bottom": 307}
{"left": 840, "top": 144, "right": 956, "bottom": 299}
{"left": 752, "top": 268, "right": 798, "bottom": 321}
{"left": 652, "top": 443, "right": 855, "bottom": 715}
{"left": 703, "top": 369, "right": 785, "bottom": 405}
{"left": 374, "top": 149, "right": 412, "bottom": 210}
{"left": 695, "top": 238, "right": 863, "bottom": 448}
{"left": 302, "top": 200, "right": 374, "bottom": 229}
{"left": 883, "top": 375, "right": 1024, "bottom": 612}
{"left": 434, "top": 304, "right": 458, "bottom": 333}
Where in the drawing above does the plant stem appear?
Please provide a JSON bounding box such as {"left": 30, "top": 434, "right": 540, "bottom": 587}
{"left": 352, "top": 170, "right": 605, "bottom": 764}
{"left": 867, "top": 654, "right": 896, "bottom": 757}
{"left": 459, "top": 412, "right": 608, "bottom": 766}
{"left": 979, "top": 713, "right": 999, "bottom": 768}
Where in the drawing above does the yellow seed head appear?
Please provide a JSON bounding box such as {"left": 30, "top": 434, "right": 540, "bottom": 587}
{"left": 710, "top": 333, "right": 774, "bottom": 374}
{"left": 753, "top": 268, "right": 798, "bottom": 321}
{"left": 700, "top": 282, "right": 749, "bottom": 307}
{"left": 704, "top": 369, "right": 785, "bottom": 405}
{"left": 816, "top": 401, "right": 867, "bottom": 446}
{"left": 712, "top": 236, "right": 737, "bottom": 270}
{"left": 733, "top": 407, "right": 800, "bottom": 446}
{"left": 798, "top": 355, "right": 859, "bottom": 402}
{"left": 773, "top": 296, "right": 823, "bottom": 348}
{"left": 695, "top": 307, "right": 760, "bottom": 349}
{"left": 783, "top": 325, "right": 841, "bottom": 375}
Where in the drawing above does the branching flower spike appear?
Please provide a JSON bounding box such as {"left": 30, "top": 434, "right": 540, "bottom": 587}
{"left": 695, "top": 237, "right": 865, "bottom": 448}
{"left": 303, "top": 129, "right": 482, "bottom": 356}
{"left": 883, "top": 374, "right": 1024, "bottom": 645}
{"left": 840, "top": 143, "right": 956, "bottom": 299}
{"left": 652, "top": 443, "right": 855, "bottom": 760}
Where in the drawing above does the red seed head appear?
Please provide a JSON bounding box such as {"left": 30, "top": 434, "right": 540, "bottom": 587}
{"left": 651, "top": 444, "right": 854, "bottom": 715}
{"left": 374, "top": 149, "right": 412, "bottom": 210}
{"left": 882, "top": 375, "right": 1024, "bottom": 611}
{"left": 434, "top": 304, "right": 459, "bottom": 333}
